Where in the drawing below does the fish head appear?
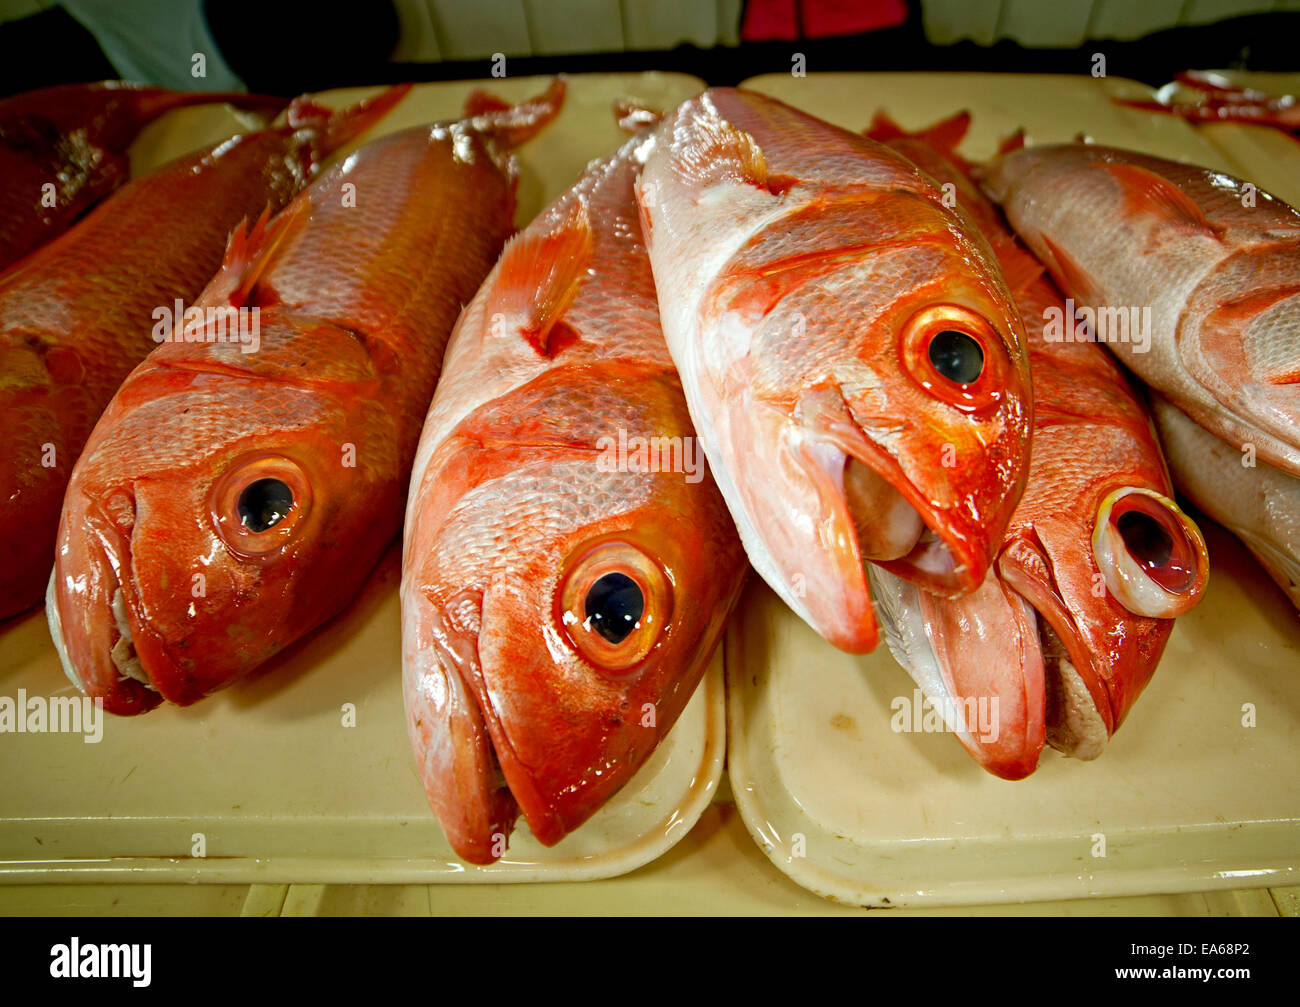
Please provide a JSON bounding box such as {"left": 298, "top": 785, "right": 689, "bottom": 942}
{"left": 402, "top": 365, "right": 745, "bottom": 864}
{"left": 998, "top": 475, "right": 1208, "bottom": 755}
{"left": 871, "top": 374, "right": 1209, "bottom": 776}
{"left": 49, "top": 316, "right": 403, "bottom": 713}
{"left": 704, "top": 191, "right": 1033, "bottom": 651}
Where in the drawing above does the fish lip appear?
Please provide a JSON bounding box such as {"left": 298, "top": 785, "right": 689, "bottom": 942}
{"left": 459, "top": 647, "right": 570, "bottom": 849}
{"left": 869, "top": 563, "right": 1045, "bottom": 779}
{"left": 52, "top": 503, "right": 163, "bottom": 716}
{"left": 817, "top": 410, "right": 986, "bottom": 597}
{"left": 997, "top": 538, "right": 1115, "bottom": 737}
{"left": 412, "top": 589, "right": 572, "bottom": 861}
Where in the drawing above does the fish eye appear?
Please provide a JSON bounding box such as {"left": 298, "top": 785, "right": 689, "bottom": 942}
{"left": 1092, "top": 487, "right": 1208, "bottom": 618}
{"left": 238, "top": 478, "right": 294, "bottom": 533}
{"left": 585, "top": 572, "right": 644, "bottom": 645}
{"left": 211, "top": 455, "right": 312, "bottom": 558}
{"left": 899, "top": 304, "right": 1007, "bottom": 411}
{"left": 558, "top": 541, "right": 671, "bottom": 672}
{"left": 928, "top": 329, "right": 985, "bottom": 384}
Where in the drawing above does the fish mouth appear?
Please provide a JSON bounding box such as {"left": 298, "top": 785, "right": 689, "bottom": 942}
{"left": 799, "top": 386, "right": 985, "bottom": 597}
{"left": 997, "top": 540, "right": 1113, "bottom": 756}
{"left": 868, "top": 564, "right": 1046, "bottom": 779}
{"left": 48, "top": 503, "right": 164, "bottom": 716}
{"left": 406, "top": 590, "right": 572, "bottom": 865}
{"left": 869, "top": 534, "right": 1125, "bottom": 777}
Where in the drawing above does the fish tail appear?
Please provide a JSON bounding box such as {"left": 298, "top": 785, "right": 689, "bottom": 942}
{"left": 287, "top": 83, "right": 414, "bottom": 157}
{"left": 464, "top": 76, "right": 567, "bottom": 151}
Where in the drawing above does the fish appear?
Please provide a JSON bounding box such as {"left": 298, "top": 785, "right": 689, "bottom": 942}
{"left": 47, "top": 79, "right": 564, "bottom": 715}
{"left": 635, "top": 88, "right": 1033, "bottom": 655}
{"left": 1113, "top": 71, "right": 1300, "bottom": 140}
{"left": 865, "top": 115, "right": 1209, "bottom": 778}
{"left": 401, "top": 124, "right": 748, "bottom": 864}
{"left": 980, "top": 141, "right": 1300, "bottom": 480}
{"left": 1151, "top": 394, "right": 1300, "bottom": 609}
{"left": 0, "top": 81, "right": 287, "bottom": 271}
{"left": 0, "top": 85, "right": 411, "bottom": 620}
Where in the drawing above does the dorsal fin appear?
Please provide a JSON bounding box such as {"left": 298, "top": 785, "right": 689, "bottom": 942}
{"left": 680, "top": 111, "right": 796, "bottom": 196}
{"left": 1101, "top": 162, "right": 1225, "bottom": 238}
{"left": 997, "top": 129, "right": 1026, "bottom": 156}
{"left": 200, "top": 200, "right": 309, "bottom": 310}
{"left": 917, "top": 110, "right": 972, "bottom": 151}
{"left": 863, "top": 110, "right": 972, "bottom": 165}
{"left": 863, "top": 110, "right": 906, "bottom": 142}
{"left": 464, "top": 77, "right": 566, "bottom": 151}
{"left": 486, "top": 198, "right": 593, "bottom": 357}
{"left": 286, "top": 84, "right": 412, "bottom": 155}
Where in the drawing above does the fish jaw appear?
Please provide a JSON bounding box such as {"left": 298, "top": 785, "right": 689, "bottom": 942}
{"left": 47, "top": 484, "right": 163, "bottom": 716}
{"left": 870, "top": 565, "right": 1047, "bottom": 780}
{"left": 402, "top": 588, "right": 520, "bottom": 865}
{"left": 998, "top": 522, "right": 1187, "bottom": 757}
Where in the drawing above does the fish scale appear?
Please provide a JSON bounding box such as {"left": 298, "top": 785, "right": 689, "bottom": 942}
{"left": 402, "top": 128, "right": 747, "bottom": 864}
{"left": 861, "top": 123, "right": 1209, "bottom": 779}
{"left": 48, "top": 81, "right": 564, "bottom": 715}
{"left": 982, "top": 142, "right": 1300, "bottom": 477}
{"left": 0, "top": 88, "right": 408, "bottom": 620}
{"left": 639, "top": 89, "right": 1033, "bottom": 654}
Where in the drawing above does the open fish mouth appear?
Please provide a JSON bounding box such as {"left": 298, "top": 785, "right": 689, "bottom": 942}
{"left": 47, "top": 500, "right": 165, "bottom": 715}
{"left": 798, "top": 384, "right": 988, "bottom": 598}
{"left": 108, "top": 582, "right": 154, "bottom": 690}
{"left": 869, "top": 539, "right": 1132, "bottom": 777}
{"left": 868, "top": 563, "right": 1046, "bottom": 779}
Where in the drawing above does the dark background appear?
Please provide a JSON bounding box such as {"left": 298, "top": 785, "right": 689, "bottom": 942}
{"left": 0, "top": 1, "right": 1297, "bottom": 98}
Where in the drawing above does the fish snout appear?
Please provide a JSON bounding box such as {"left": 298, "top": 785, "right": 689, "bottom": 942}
{"left": 401, "top": 587, "right": 521, "bottom": 865}
{"left": 1092, "top": 487, "right": 1209, "bottom": 618}
{"left": 48, "top": 492, "right": 163, "bottom": 716}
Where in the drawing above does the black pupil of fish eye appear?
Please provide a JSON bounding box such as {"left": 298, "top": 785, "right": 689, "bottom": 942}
{"left": 928, "top": 329, "right": 984, "bottom": 384}
{"left": 1117, "top": 510, "right": 1173, "bottom": 569}
{"left": 585, "top": 572, "right": 644, "bottom": 645}
{"left": 237, "top": 478, "right": 294, "bottom": 533}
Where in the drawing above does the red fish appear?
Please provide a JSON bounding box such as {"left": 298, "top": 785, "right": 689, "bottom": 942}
{"left": 981, "top": 140, "right": 1300, "bottom": 480}
{"left": 0, "top": 81, "right": 287, "bottom": 271}
{"left": 0, "top": 85, "right": 410, "bottom": 621}
{"left": 47, "top": 81, "right": 564, "bottom": 715}
{"left": 866, "top": 115, "right": 1209, "bottom": 778}
{"left": 636, "top": 89, "right": 1033, "bottom": 654}
{"left": 402, "top": 126, "right": 747, "bottom": 863}
{"left": 1114, "top": 71, "right": 1300, "bottom": 141}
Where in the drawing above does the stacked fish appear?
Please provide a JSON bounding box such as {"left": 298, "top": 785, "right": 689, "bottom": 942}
{"left": 6, "top": 78, "right": 1298, "bottom": 866}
